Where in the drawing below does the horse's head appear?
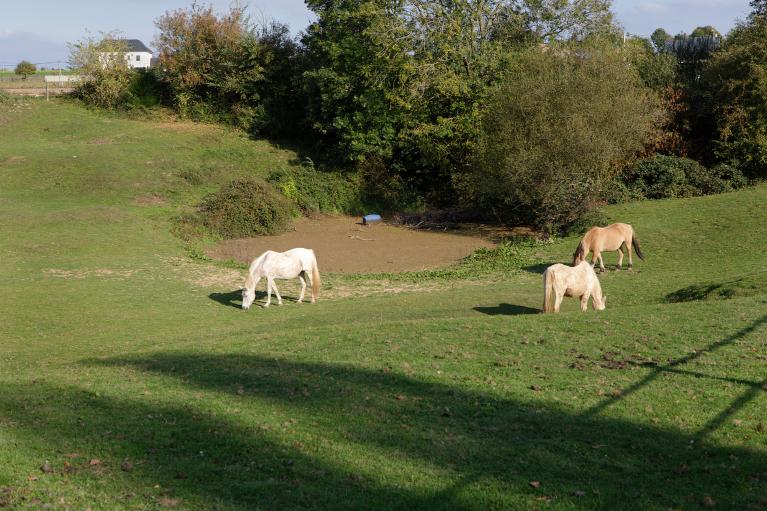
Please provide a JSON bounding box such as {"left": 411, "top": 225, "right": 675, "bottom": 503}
{"left": 242, "top": 288, "right": 256, "bottom": 310}
{"left": 594, "top": 294, "right": 606, "bottom": 311}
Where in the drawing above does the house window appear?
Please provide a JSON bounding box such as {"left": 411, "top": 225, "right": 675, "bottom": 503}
{"left": 136, "top": 55, "right": 140, "bottom": 62}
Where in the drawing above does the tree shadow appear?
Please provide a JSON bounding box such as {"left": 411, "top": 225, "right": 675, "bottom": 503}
{"left": 666, "top": 283, "right": 726, "bottom": 303}
{"left": 80, "top": 321, "right": 767, "bottom": 510}
{"left": 473, "top": 303, "right": 539, "bottom": 316}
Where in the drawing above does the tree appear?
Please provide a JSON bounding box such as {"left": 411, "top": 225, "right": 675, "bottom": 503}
{"left": 154, "top": 4, "right": 260, "bottom": 120}
{"left": 651, "top": 28, "right": 672, "bottom": 52}
{"left": 703, "top": 17, "right": 767, "bottom": 177}
{"left": 14, "top": 61, "right": 36, "bottom": 80}
{"left": 464, "top": 44, "right": 662, "bottom": 229}
{"left": 691, "top": 25, "right": 721, "bottom": 38}
{"left": 301, "top": 0, "right": 618, "bottom": 204}
{"left": 68, "top": 33, "right": 135, "bottom": 109}
{"left": 750, "top": 0, "right": 767, "bottom": 20}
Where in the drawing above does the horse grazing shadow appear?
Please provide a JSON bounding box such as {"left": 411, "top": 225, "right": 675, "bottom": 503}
{"left": 473, "top": 303, "right": 540, "bottom": 316}
{"left": 209, "top": 289, "right": 252, "bottom": 309}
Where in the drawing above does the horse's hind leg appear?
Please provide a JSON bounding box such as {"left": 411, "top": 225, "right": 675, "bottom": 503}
{"left": 627, "top": 239, "right": 634, "bottom": 269}
{"left": 297, "top": 272, "right": 307, "bottom": 303}
{"left": 616, "top": 246, "right": 624, "bottom": 271}
{"left": 554, "top": 292, "right": 564, "bottom": 313}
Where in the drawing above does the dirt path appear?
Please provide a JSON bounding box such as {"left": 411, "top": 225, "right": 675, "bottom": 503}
{"left": 207, "top": 216, "right": 496, "bottom": 273}
{"left": 0, "top": 88, "right": 73, "bottom": 96}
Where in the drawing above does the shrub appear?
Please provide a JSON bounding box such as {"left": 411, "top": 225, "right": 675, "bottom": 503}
{"left": 69, "top": 34, "right": 136, "bottom": 109}
{"left": 466, "top": 44, "right": 661, "bottom": 229}
{"left": 564, "top": 209, "right": 610, "bottom": 236}
{"left": 710, "top": 162, "right": 749, "bottom": 189}
{"left": 267, "top": 159, "right": 363, "bottom": 215}
{"left": 622, "top": 155, "right": 739, "bottom": 199}
{"left": 198, "top": 178, "right": 295, "bottom": 238}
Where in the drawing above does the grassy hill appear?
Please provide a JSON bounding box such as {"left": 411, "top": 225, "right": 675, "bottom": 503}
{"left": 0, "top": 99, "right": 766, "bottom": 510}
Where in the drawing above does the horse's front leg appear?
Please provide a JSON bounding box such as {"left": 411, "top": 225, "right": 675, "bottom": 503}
{"left": 270, "top": 277, "right": 283, "bottom": 305}
{"left": 297, "top": 273, "right": 306, "bottom": 303}
{"left": 263, "top": 277, "right": 272, "bottom": 307}
{"left": 596, "top": 252, "right": 606, "bottom": 273}
{"left": 580, "top": 293, "right": 590, "bottom": 312}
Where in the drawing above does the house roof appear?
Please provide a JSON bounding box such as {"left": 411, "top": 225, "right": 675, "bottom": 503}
{"left": 120, "top": 39, "right": 152, "bottom": 53}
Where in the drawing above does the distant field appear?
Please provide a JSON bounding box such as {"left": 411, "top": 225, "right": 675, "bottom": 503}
{"left": 0, "top": 70, "right": 76, "bottom": 90}
{"left": 0, "top": 98, "right": 765, "bottom": 510}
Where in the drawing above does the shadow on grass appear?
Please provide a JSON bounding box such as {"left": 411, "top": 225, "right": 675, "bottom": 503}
{"left": 666, "top": 274, "right": 765, "bottom": 303}
{"left": 1, "top": 318, "right": 765, "bottom": 509}
{"left": 209, "top": 289, "right": 304, "bottom": 309}
{"left": 208, "top": 289, "right": 244, "bottom": 309}
{"left": 522, "top": 262, "right": 553, "bottom": 275}
{"left": 473, "top": 303, "right": 539, "bottom": 316}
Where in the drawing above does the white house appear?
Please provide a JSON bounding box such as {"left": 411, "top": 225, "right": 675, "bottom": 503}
{"left": 99, "top": 39, "right": 153, "bottom": 69}
{"left": 121, "top": 39, "right": 153, "bottom": 69}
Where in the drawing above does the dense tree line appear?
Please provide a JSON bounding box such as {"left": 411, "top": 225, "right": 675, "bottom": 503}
{"left": 70, "top": 1, "right": 767, "bottom": 231}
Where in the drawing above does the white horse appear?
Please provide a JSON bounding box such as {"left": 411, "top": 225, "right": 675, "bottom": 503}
{"left": 242, "top": 248, "right": 321, "bottom": 309}
{"left": 543, "top": 261, "right": 606, "bottom": 313}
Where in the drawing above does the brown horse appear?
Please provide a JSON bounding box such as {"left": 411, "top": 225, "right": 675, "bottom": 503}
{"left": 573, "top": 223, "right": 644, "bottom": 272}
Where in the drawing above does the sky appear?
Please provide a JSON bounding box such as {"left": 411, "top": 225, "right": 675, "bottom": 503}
{"left": 0, "top": 0, "right": 754, "bottom": 70}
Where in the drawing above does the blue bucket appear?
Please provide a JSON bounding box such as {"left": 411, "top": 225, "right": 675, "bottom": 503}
{"left": 362, "top": 214, "right": 382, "bottom": 225}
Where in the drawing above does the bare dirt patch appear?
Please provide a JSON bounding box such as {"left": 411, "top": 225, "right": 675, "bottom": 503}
{"left": 207, "top": 216, "right": 495, "bottom": 273}
{"left": 87, "top": 137, "right": 112, "bottom": 145}
{"left": 43, "top": 268, "right": 138, "bottom": 280}
{"left": 134, "top": 194, "right": 168, "bottom": 207}
{"left": 1, "top": 156, "right": 26, "bottom": 166}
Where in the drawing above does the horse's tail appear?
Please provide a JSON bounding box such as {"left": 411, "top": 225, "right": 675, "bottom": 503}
{"left": 245, "top": 251, "right": 269, "bottom": 289}
{"left": 543, "top": 269, "right": 556, "bottom": 313}
{"left": 572, "top": 240, "right": 585, "bottom": 266}
{"left": 632, "top": 235, "right": 645, "bottom": 261}
{"left": 310, "top": 253, "right": 321, "bottom": 300}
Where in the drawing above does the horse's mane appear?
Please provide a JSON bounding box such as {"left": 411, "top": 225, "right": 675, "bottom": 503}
{"left": 572, "top": 240, "right": 585, "bottom": 265}
{"left": 244, "top": 251, "right": 270, "bottom": 289}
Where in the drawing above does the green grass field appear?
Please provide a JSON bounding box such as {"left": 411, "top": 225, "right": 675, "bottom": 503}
{"left": 1, "top": 98, "right": 765, "bottom": 510}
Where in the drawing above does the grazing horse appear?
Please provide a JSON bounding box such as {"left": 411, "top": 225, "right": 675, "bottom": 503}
{"left": 573, "top": 223, "right": 644, "bottom": 272}
{"left": 242, "top": 248, "right": 321, "bottom": 309}
{"left": 543, "top": 261, "right": 606, "bottom": 313}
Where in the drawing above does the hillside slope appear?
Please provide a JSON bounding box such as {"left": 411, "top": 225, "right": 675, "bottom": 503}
{"left": 0, "top": 100, "right": 765, "bottom": 510}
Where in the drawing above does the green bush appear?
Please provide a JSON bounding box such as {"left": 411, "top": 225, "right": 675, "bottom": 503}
{"left": 622, "top": 155, "right": 742, "bottom": 199}
{"left": 267, "top": 159, "right": 364, "bottom": 215}
{"left": 601, "top": 179, "right": 644, "bottom": 204}
{"left": 564, "top": 209, "right": 610, "bottom": 236}
{"left": 622, "top": 155, "right": 694, "bottom": 199}
{"left": 710, "top": 162, "right": 749, "bottom": 189}
{"left": 466, "top": 44, "right": 661, "bottom": 229}
{"left": 198, "top": 178, "right": 295, "bottom": 238}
